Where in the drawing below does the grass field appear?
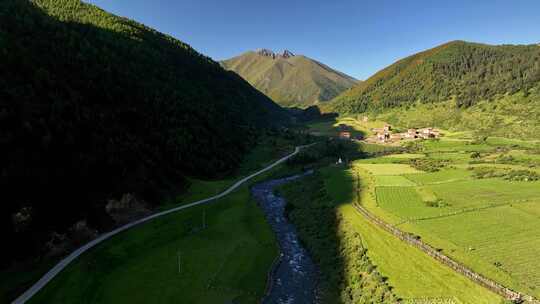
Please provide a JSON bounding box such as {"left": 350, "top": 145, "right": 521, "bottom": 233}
{"left": 375, "top": 187, "right": 449, "bottom": 220}
{"left": 306, "top": 116, "right": 387, "bottom": 139}
{"left": 374, "top": 175, "right": 417, "bottom": 187}
{"left": 320, "top": 166, "right": 502, "bottom": 303}
{"left": 356, "top": 163, "right": 421, "bottom": 175}
{"left": 4, "top": 137, "right": 302, "bottom": 304}
{"left": 28, "top": 184, "right": 277, "bottom": 304}
{"left": 404, "top": 169, "right": 472, "bottom": 185}
{"left": 414, "top": 205, "right": 540, "bottom": 290}
{"left": 382, "top": 153, "right": 425, "bottom": 159}
{"left": 355, "top": 136, "right": 540, "bottom": 298}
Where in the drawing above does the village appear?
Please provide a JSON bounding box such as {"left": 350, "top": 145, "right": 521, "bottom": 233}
{"left": 338, "top": 122, "right": 441, "bottom": 144}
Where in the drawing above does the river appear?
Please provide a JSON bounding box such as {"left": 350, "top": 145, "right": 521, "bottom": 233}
{"left": 251, "top": 172, "right": 319, "bottom": 304}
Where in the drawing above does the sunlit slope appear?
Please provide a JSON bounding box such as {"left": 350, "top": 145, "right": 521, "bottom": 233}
{"left": 330, "top": 40, "right": 540, "bottom": 113}
{"left": 222, "top": 51, "right": 358, "bottom": 107}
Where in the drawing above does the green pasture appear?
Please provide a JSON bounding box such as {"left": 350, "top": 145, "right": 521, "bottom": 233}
{"left": 375, "top": 187, "right": 450, "bottom": 220}
{"left": 323, "top": 165, "right": 502, "bottom": 303}
{"left": 414, "top": 204, "right": 540, "bottom": 295}
{"left": 486, "top": 137, "right": 540, "bottom": 149}
{"left": 374, "top": 175, "right": 417, "bottom": 187}
{"left": 382, "top": 153, "right": 425, "bottom": 159}
{"left": 11, "top": 138, "right": 302, "bottom": 304}
{"left": 426, "top": 179, "right": 540, "bottom": 209}
{"left": 425, "top": 152, "right": 472, "bottom": 162}
{"left": 354, "top": 134, "right": 540, "bottom": 298}
{"left": 355, "top": 163, "right": 421, "bottom": 175}
{"left": 404, "top": 169, "right": 472, "bottom": 185}
{"left": 29, "top": 184, "right": 277, "bottom": 304}
{"left": 420, "top": 139, "right": 494, "bottom": 153}
{"left": 339, "top": 205, "right": 502, "bottom": 303}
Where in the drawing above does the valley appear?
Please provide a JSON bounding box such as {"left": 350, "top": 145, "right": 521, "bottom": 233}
{"left": 3, "top": 1, "right": 540, "bottom": 304}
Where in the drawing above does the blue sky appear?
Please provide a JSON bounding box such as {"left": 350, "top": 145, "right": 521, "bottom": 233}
{"left": 86, "top": 0, "right": 540, "bottom": 80}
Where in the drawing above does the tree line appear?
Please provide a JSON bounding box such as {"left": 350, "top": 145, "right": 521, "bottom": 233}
{"left": 0, "top": 0, "right": 288, "bottom": 268}
{"left": 332, "top": 41, "right": 540, "bottom": 113}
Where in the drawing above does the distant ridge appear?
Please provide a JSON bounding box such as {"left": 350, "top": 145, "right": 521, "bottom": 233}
{"left": 221, "top": 49, "right": 359, "bottom": 108}
{"left": 329, "top": 40, "right": 540, "bottom": 113}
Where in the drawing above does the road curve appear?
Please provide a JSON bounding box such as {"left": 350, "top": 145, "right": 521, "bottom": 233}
{"left": 13, "top": 144, "right": 314, "bottom": 304}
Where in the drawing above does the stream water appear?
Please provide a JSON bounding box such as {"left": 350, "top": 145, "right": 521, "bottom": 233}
{"left": 251, "top": 172, "right": 318, "bottom": 304}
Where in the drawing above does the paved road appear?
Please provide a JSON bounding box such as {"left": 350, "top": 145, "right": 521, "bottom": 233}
{"left": 13, "top": 144, "right": 313, "bottom": 304}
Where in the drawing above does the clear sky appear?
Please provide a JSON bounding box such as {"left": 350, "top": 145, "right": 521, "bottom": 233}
{"left": 86, "top": 0, "right": 540, "bottom": 80}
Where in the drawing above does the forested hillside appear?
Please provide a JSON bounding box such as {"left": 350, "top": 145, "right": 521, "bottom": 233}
{"left": 330, "top": 41, "right": 540, "bottom": 113}
{"left": 222, "top": 49, "right": 358, "bottom": 108}
{"left": 0, "top": 0, "right": 288, "bottom": 267}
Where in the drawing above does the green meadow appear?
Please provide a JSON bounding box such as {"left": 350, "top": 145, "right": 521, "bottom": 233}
{"left": 28, "top": 183, "right": 277, "bottom": 304}
{"left": 354, "top": 136, "right": 540, "bottom": 298}
{"left": 320, "top": 166, "right": 502, "bottom": 303}
{"left": 5, "top": 136, "right": 302, "bottom": 304}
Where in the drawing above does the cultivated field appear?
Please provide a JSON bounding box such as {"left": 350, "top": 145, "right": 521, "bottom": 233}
{"left": 356, "top": 163, "right": 421, "bottom": 175}
{"left": 355, "top": 136, "right": 540, "bottom": 298}
{"left": 321, "top": 167, "right": 502, "bottom": 303}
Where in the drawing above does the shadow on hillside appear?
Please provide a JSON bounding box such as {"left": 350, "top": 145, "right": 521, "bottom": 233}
{"left": 1, "top": 0, "right": 282, "bottom": 301}
{"left": 303, "top": 113, "right": 368, "bottom": 141}
{"left": 277, "top": 162, "right": 396, "bottom": 302}
{"left": 329, "top": 166, "right": 398, "bottom": 302}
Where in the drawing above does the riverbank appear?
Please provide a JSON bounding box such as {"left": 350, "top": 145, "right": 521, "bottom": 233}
{"left": 251, "top": 172, "right": 319, "bottom": 304}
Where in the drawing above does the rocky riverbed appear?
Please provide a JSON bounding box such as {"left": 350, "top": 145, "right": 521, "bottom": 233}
{"left": 251, "top": 172, "right": 318, "bottom": 304}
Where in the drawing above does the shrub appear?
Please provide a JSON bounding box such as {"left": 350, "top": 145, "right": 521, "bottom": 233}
{"left": 471, "top": 167, "right": 540, "bottom": 182}
{"left": 409, "top": 158, "right": 448, "bottom": 172}
{"left": 470, "top": 151, "right": 482, "bottom": 159}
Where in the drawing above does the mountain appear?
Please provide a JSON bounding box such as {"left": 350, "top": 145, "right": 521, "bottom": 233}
{"left": 0, "top": 0, "right": 289, "bottom": 265}
{"left": 329, "top": 40, "right": 540, "bottom": 114}
{"left": 221, "top": 49, "right": 358, "bottom": 108}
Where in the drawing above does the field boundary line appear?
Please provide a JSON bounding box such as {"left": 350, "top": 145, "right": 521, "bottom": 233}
{"left": 12, "top": 144, "right": 316, "bottom": 304}
{"left": 352, "top": 175, "right": 540, "bottom": 303}
{"left": 394, "top": 199, "right": 536, "bottom": 226}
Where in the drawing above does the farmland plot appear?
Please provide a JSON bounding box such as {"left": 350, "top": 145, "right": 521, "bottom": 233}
{"left": 415, "top": 205, "right": 540, "bottom": 293}
{"left": 426, "top": 179, "right": 540, "bottom": 209}
{"left": 357, "top": 136, "right": 540, "bottom": 298}
{"left": 356, "top": 163, "right": 421, "bottom": 175}
{"left": 375, "top": 175, "right": 417, "bottom": 187}
{"left": 375, "top": 187, "right": 450, "bottom": 220}
{"left": 404, "top": 169, "right": 472, "bottom": 185}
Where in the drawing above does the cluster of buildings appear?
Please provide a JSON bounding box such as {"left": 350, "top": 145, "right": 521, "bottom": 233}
{"left": 335, "top": 121, "right": 441, "bottom": 144}
{"left": 368, "top": 124, "right": 440, "bottom": 143}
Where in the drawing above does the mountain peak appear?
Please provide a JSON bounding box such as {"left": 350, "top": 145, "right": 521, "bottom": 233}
{"left": 282, "top": 50, "right": 295, "bottom": 58}
{"left": 256, "top": 48, "right": 276, "bottom": 57}
{"left": 255, "top": 49, "right": 296, "bottom": 59}
{"left": 222, "top": 49, "right": 357, "bottom": 107}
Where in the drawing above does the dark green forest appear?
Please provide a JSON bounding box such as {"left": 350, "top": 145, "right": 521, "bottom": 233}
{"left": 0, "top": 0, "right": 288, "bottom": 267}
{"left": 331, "top": 41, "right": 540, "bottom": 113}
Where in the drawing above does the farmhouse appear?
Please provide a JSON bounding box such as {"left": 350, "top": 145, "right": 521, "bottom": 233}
{"left": 377, "top": 132, "right": 390, "bottom": 142}
{"left": 406, "top": 129, "right": 418, "bottom": 139}
{"left": 390, "top": 133, "right": 402, "bottom": 140}
{"left": 365, "top": 125, "right": 440, "bottom": 144}
{"left": 339, "top": 131, "right": 351, "bottom": 140}
{"left": 418, "top": 128, "right": 438, "bottom": 139}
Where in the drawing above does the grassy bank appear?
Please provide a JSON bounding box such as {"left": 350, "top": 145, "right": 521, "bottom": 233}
{"left": 277, "top": 170, "right": 397, "bottom": 303}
